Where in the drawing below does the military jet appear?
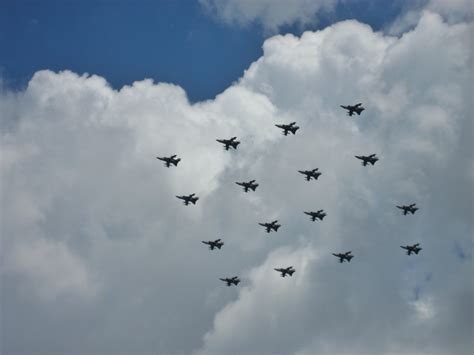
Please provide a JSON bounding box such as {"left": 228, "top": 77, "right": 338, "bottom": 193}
{"left": 156, "top": 154, "right": 181, "bottom": 167}
{"left": 176, "top": 193, "right": 199, "bottom": 206}
{"left": 355, "top": 154, "right": 379, "bottom": 166}
{"left": 341, "top": 103, "right": 365, "bottom": 116}
{"left": 274, "top": 266, "right": 296, "bottom": 277}
{"left": 275, "top": 122, "right": 299, "bottom": 136}
{"left": 236, "top": 180, "right": 259, "bottom": 192}
{"left": 332, "top": 251, "right": 354, "bottom": 263}
{"left": 220, "top": 276, "right": 240, "bottom": 286}
{"left": 304, "top": 210, "right": 326, "bottom": 221}
{"left": 216, "top": 137, "right": 240, "bottom": 150}
{"left": 397, "top": 203, "right": 419, "bottom": 215}
{"left": 400, "top": 243, "right": 422, "bottom": 255}
{"left": 202, "top": 239, "right": 224, "bottom": 250}
{"left": 259, "top": 220, "right": 281, "bottom": 233}
{"left": 298, "top": 168, "right": 321, "bottom": 181}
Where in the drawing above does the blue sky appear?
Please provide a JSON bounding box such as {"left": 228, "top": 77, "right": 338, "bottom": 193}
{"left": 1, "top": 0, "right": 409, "bottom": 102}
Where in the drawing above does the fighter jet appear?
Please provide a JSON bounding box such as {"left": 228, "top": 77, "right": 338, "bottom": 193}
{"left": 304, "top": 210, "right": 326, "bottom": 221}
{"left": 220, "top": 276, "right": 240, "bottom": 286}
{"left": 274, "top": 266, "right": 296, "bottom": 277}
{"left": 236, "top": 180, "right": 259, "bottom": 192}
{"left": 259, "top": 220, "right": 281, "bottom": 233}
{"left": 355, "top": 154, "right": 379, "bottom": 166}
{"left": 156, "top": 154, "right": 181, "bottom": 167}
{"left": 400, "top": 243, "right": 422, "bottom": 255}
{"left": 397, "top": 204, "right": 419, "bottom": 215}
{"left": 298, "top": 168, "right": 321, "bottom": 181}
{"left": 332, "top": 251, "right": 354, "bottom": 263}
{"left": 275, "top": 122, "right": 299, "bottom": 136}
{"left": 216, "top": 137, "right": 240, "bottom": 150}
{"left": 341, "top": 103, "right": 365, "bottom": 116}
{"left": 202, "top": 239, "right": 224, "bottom": 250}
{"left": 176, "top": 193, "right": 199, "bottom": 206}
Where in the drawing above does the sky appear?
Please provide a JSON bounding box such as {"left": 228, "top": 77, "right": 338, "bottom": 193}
{"left": 2, "top": 0, "right": 409, "bottom": 102}
{"left": 1, "top": 1, "right": 473, "bottom": 355}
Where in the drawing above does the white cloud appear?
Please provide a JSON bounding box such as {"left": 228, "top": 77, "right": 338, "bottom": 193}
{"left": 199, "top": 0, "right": 337, "bottom": 32}
{"left": 4, "top": 239, "right": 99, "bottom": 302}
{"left": 196, "top": 11, "right": 473, "bottom": 355}
{"left": 1, "top": 10, "right": 472, "bottom": 355}
{"left": 200, "top": 0, "right": 473, "bottom": 37}
{"left": 388, "top": 0, "right": 473, "bottom": 35}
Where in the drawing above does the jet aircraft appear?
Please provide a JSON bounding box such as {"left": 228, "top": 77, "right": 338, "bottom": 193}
{"left": 259, "top": 220, "right": 281, "bottom": 233}
{"left": 275, "top": 122, "right": 299, "bottom": 136}
{"left": 202, "top": 239, "right": 224, "bottom": 250}
{"left": 274, "top": 266, "right": 296, "bottom": 277}
{"left": 156, "top": 155, "right": 181, "bottom": 167}
{"left": 220, "top": 276, "right": 240, "bottom": 286}
{"left": 332, "top": 251, "right": 354, "bottom": 263}
{"left": 397, "top": 204, "right": 419, "bottom": 215}
{"left": 298, "top": 168, "right": 321, "bottom": 181}
{"left": 216, "top": 137, "right": 240, "bottom": 150}
{"left": 400, "top": 243, "right": 422, "bottom": 255}
{"left": 355, "top": 154, "right": 379, "bottom": 166}
{"left": 236, "top": 180, "right": 259, "bottom": 192}
{"left": 304, "top": 210, "right": 326, "bottom": 221}
{"left": 341, "top": 103, "right": 365, "bottom": 116}
{"left": 176, "top": 193, "right": 199, "bottom": 206}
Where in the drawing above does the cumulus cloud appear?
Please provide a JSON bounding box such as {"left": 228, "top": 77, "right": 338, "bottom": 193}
{"left": 4, "top": 238, "right": 99, "bottom": 301}
{"left": 1, "top": 10, "right": 472, "bottom": 355}
{"left": 388, "top": 0, "right": 473, "bottom": 34}
{"left": 199, "top": 0, "right": 337, "bottom": 32}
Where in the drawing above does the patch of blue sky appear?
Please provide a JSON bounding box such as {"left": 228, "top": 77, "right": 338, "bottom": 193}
{"left": 0, "top": 0, "right": 414, "bottom": 102}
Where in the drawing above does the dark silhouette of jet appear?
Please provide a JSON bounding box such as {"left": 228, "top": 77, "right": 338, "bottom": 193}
{"left": 259, "top": 220, "right": 281, "bottom": 233}
{"left": 202, "top": 239, "right": 224, "bottom": 250}
{"left": 217, "top": 137, "right": 240, "bottom": 150}
{"left": 236, "top": 180, "right": 259, "bottom": 192}
{"left": 333, "top": 251, "right": 354, "bottom": 263}
{"left": 156, "top": 155, "right": 181, "bottom": 167}
{"left": 220, "top": 276, "right": 240, "bottom": 286}
{"left": 397, "top": 204, "right": 419, "bottom": 215}
{"left": 304, "top": 210, "right": 326, "bottom": 221}
{"left": 176, "top": 193, "right": 199, "bottom": 206}
{"left": 274, "top": 266, "right": 296, "bottom": 277}
{"left": 341, "top": 103, "right": 365, "bottom": 116}
{"left": 355, "top": 154, "right": 378, "bottom": 166}
{"left": 275, "top": 122, "right": 299, "bottom": 136}
{"left": 400, "top": 243, "right": 422, "bottom": 255}
{"left": 298, "top": 168, "right": 321, "bottom": 181}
